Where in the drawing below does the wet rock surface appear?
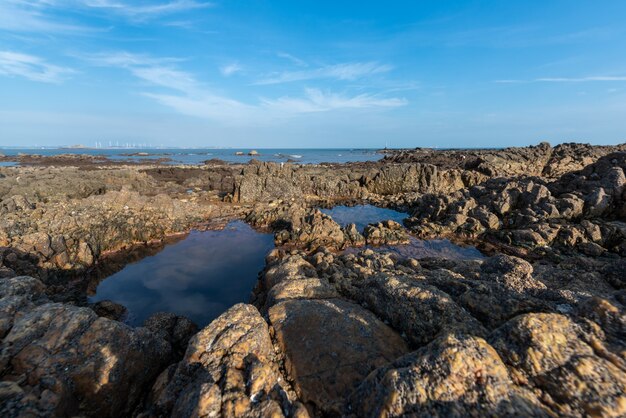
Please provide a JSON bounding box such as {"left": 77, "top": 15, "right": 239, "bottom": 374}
{"left": 0, "top": 142, "right": 624, "bottom": 417}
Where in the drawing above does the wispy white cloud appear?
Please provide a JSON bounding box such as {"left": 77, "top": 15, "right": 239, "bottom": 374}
{"left": 276, "top": 52, "right": 308, "bottom": 67}
{"left": 82, "top": 0, "right": 213, "bottom": 20}
{"left": 130, "top": 66, "right": 197, "bottom": 91}
{"left": 0, "top": 0, "right": 212, "bottom": 33}
{"left": 142, "top": 92, "right": 254, "bottom": 120}
{"left": 83, "top": 51, "right": 182, "bottom": 66}
{"left": 0, "top": 50, "right": 75, "bottom": 83}
{"left": 220, "top": 62, "right": 242, "bottom": 77}
{"left": 496, "top": 76, "right": 626, "bottom": 83}
{"left": 536, "top": 76, "right": 626, "bottom": 82}
{"left": 82, "top": 51, "right": 253, "bottom": 119}
{"left": 83, "top": 51, "right": 196, "bottom": 91}
{"left": 143, "top": 88, "right": 407, "bottom": 122}
{"left": 81, "top": 51, "right": 407, "bottom": 122}
{"left": 255, "top": 62, "right": 393, "bottom": 85}
{"left": 262, "top": 88, "right": 407, "bottom": 113}
{"left": 0, "top": 1, "right": 90, "bottom": 33}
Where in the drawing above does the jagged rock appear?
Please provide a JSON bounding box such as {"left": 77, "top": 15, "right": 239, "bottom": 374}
{"left": 339, "top": 272, "right": 487, "bottom": 347}
{"left": 0, "top": 276, "right": 47, "bottom": 338}
{"left": 363, "top": 220, "right": 410, "bottom": 246}
{"left": 274, "top": 209, "right": 346, "bottom": 250}
{"left": 146, "top": 304, "right": 305, "bottom": 418}
{"left": 406, "top": 152, "right": 626, "bottom": 255}
{"left": 265, "top": 277, "right": 338, "bottom": 308}
{"left": 91, "top": 299, "right": 127, "bottom": 321}
{"left": 488, "top": 313, "right": 626, "bottom": 417}
{"left": 481, "top": 254, "right": 546, "bottom": 293}
{"left": 0, "top": 302, "right": 172, "bottom": 417}
{"left": 263, "top": 254, "right": 318, "bottom": 290}
{"left": 143, "top": 312, "right": 199, "bottom": 358}
{"left": 342, "top": 223, "right": 365, "bottom": 246}
{"left": 348, "top": 333, "right": 549, "bottom": 417}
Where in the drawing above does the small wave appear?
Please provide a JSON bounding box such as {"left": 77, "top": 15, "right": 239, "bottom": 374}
{"left": 289, "top": 154, "right": 303, "bottom": 159}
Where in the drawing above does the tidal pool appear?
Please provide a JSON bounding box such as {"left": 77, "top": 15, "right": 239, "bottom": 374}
{"left": 321, "top": 204, "right": 409, "bottom": 231}
{"left": 378, "top": 237, "right": 482, "bottom": 260}
{"left": 89, "top": 221, "right": 274, "bottom": 327}
{"left": 321, "top": 205, "right": 482, "bottom": 259}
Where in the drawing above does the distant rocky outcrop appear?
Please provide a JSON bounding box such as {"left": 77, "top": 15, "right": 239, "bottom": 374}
{"left": 406, "top": 152, "right": 626, "bottom": 256}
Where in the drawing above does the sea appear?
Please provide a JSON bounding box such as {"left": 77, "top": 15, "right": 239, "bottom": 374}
{"left": 0, "top": 147, "right": 384, "bottom": 165}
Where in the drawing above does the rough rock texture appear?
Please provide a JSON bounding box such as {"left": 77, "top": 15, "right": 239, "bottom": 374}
{"left": 143, "top": 312, "right": 199, "bottom": 358}
{"left": 406, "top": 152, "right": 626, "bottom": 256}
{"left": 252, "top": 249, "right": 626, "bottom": 416}
{"left": 269, "top": 298, "right": 409, "bottom": 415}
{"left": 348, "top": 333, "right": 549, "bottom": 417}
{"left": 0, "top": 276, "right": 173, "bottom": 418}
{"left": 1, "top": 143, "right": 625, "bottom": 417}
{"left": 0, "top": 188, "right": 219, "bottom": 271}
{"left": 263, "top": 245, "right": 625, "bottom": 416}
{"left": 0, "top": 163, "right": 245, "bottom": 303}
{"left": 489, "top": 313, "right": 626, "bottom": 417}
{"left": 233, "top": 159, "right": 484, "bottom": 203}
{"left": 363, "top": 220, "right": 409, "bottom": 246}
{"left": 145, "top": 303, "right": 307, "bottom": 418}
{"left": 274, "top": 208, "right": 347, "bottom": 250}
{"left": 383, "top": 142, "right": 626, "bottom": 178}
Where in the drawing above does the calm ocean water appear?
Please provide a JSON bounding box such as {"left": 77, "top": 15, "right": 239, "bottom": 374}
{"left": 0, "top": 147, "right": 383, "bottom": 165}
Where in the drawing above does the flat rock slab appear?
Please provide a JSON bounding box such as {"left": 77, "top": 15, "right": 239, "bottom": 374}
{"left": 269, "top": 298, "right": 409, "bottom": 415}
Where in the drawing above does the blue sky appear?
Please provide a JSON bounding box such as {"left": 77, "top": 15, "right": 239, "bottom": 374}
{"left": 1, "top": 0, "right": 625, "bottom": 148}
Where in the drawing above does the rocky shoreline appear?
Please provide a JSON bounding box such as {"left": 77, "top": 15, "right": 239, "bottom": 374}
{"left": 0, "top": 142, "right": 625, "bottom": 417}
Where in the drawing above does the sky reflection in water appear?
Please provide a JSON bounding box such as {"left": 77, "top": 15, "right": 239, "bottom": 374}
{"left": 91, "top": 207, "right": 481, "bottom": 327}
{"left": 322, "top": 205, "right": 482, "bottom": 260}
{"left": 90, "top": 221, "right": 274, "bottom": 327}
{"left": 321, "top": 204, "right": 409, "bottom": 231}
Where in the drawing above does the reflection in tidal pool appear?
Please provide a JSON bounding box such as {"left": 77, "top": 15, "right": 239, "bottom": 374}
{"left": 321, "top": 205, "right": 482, "bottom": 260}
{"left": 89, "top": 221, "right": 274, "bottom": 327}
{"left": 320, "top": 204, "right": 408, "bottom": 231}
{"left": 376, "top": 237, "right": 483, "bottom": 260}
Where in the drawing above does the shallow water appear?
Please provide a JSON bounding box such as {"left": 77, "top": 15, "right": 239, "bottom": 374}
{"left": 321, "top": 204, "right": 409, "bottom": 231}
{"left": 89, "top": 207, "right": 480, "bottom": 327}
{"left": 378, "top": 237, "right": 483, "bottom": 259}
{"left": 89, "top": 221, "right": 274, "bottom": 327}
{"left": 321, "top": 205, "right": 482, "bottom": 259}
{"left": 0, "top": 148, "right": 382, "bottom": 165}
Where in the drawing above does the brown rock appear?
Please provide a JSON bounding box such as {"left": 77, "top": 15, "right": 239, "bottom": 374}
{"left": 92, "top": 299, "right": 127, "bottom": 321}
{"left": 143, "top": 311, "right": 199, "bottom": 358}
{"left": 268, "top": 298, "right": 409, "bottom": 415}
{"left": 147, "top": 304, "right": 304, "bottom": 418}
{"left": 363, "top": 220, "right": 410, "bottom": 246}
{"left": 349, "top": 333, "right": 549, "bottom": 417}
{"left": 489, "top": 313, "right": 626, "bottom": 417}
{"left": 265, "top": 277, "right": 338, "bottom": 308}
{"left": 340, "top": 273, "right": 487, "bottom": 347}
{"left": 1, "top": 303, "right": 171, "bottom": 417}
